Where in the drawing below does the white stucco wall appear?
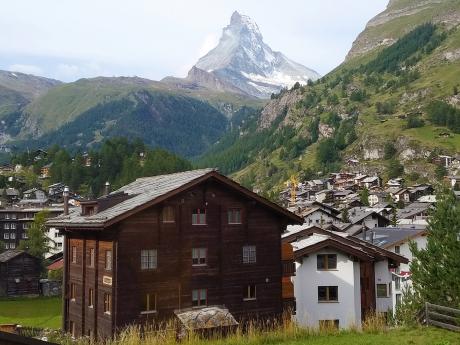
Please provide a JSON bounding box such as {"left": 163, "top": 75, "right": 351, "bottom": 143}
{"left": 386, "top": 234, "right": 427, "bottom": 312}
{"left": 294, "top": 249, "right": 361, "bottom": 329}
{"left": 305, "top": 210, "right": 338, "bottom": 226}
{"left": 46, "top": 226, "right": 63, "bottom": 258}
{"left": 374, "top": 259, "right": 393, "bottom": 313}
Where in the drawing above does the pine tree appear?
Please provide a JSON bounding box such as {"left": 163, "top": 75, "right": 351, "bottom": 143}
{"left": 341, "top": 208, "right": 350, "bottom": 223}
{"left": 409, "top": 190, "right": 460, "bottom": 307}
{"left": 360, "top": 188, "right": 370, "bottom": 206}
{"left": 19, "top": 210, "right": 52, "bottom": 263}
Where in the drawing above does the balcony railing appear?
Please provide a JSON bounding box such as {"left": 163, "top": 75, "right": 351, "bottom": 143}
{"left": 282, "top": 261, "right": 296, "bottom": 276}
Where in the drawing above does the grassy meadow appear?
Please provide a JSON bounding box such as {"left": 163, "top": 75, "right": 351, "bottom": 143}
{"left": 0, "top": 296, "right": 62, "bottom": 329}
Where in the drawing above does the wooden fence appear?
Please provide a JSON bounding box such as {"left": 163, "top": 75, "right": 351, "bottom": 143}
{"left": 425, "top": 302, "right": 460, "bottom": 332}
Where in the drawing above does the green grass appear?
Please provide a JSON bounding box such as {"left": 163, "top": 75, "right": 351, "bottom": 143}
{"left": 0, "top": 296, "right": 62, "bottom": 329}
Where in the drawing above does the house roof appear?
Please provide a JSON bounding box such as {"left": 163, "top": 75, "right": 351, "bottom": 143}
{"left": 348, "top": 207, "right": 389, "bottom": 225}
{"left": 283, "top": 226, "right": 408, "bottom": 263}
{"left": 47, "top": 169, "right": 303, "bottom": 229}
{"left": 354, "top": 227, "right": 427, "bottom": 249}
{"left": 396, "top": 203, "right": 431, "bottom": 219}
{"left": 0, "top": 250, "right": 27, "bottom": 263}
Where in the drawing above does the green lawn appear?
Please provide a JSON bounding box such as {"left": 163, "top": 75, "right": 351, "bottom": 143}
{"left": 276, "top": 328, "right": 459, "bottom": 345}
{"left": 0, "top": 296, "right": 62, "bottom": 329}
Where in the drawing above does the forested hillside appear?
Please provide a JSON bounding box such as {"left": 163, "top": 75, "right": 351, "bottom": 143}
{"left": 10, "top": 138, "right": 192, "bottom": 197}
{"left": 199, "top": 1, "right": 460, "bottom": 197}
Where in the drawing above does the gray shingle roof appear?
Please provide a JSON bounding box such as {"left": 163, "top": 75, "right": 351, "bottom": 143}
{"left": 48, "top": 169, "right": 215, "bottom": 227}
{"left": 0, "top": 250, "right": 25, "bottom": 263}
{"left": 354, "top": 227, "right": 427, "bottom": 248}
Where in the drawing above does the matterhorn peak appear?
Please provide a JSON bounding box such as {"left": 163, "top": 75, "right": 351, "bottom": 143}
{"left": 191, "top": 12, "right": 320, "bottom": 99}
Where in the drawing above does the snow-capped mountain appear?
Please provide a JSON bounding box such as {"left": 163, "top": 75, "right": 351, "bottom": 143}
{"left": 192, "top": 11, "right": 320, "bottom": 98}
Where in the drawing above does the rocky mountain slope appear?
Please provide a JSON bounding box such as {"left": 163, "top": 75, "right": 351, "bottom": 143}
{"left": 199, "top": 0, "right": 460, "bottom": 196}
{"left": 165, "top": 12, "right": 320, "bottom": 99}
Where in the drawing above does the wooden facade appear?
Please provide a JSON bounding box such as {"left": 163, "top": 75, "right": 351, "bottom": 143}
{"left": 51, "top": 170, "right": 302, "bottom": 339}
{"left": 0, "top": 250, "right": 41, "bottom": 297}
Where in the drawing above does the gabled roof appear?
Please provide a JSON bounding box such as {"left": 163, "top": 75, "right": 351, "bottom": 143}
{"left": 354, "top": 227, "right": 427, "bottom": 249}
{"left": 348, "top": 207, "right": 389, "bottom": 224}
{"left": 0, "top": 250, "right": 38, "bottom": 263}
{"left": 282, "top": 225, "right": 408, "bottom": 263}
{"left": 47, "top": 169, "right": 303, "bottom": 229}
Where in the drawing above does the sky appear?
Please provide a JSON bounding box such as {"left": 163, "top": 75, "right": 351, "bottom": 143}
{"left": 0, "top": 0, "right": 389, "bottom": 82}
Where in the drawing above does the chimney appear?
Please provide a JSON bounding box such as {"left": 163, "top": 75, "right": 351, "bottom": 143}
{"left": 363, "top": 228, "right": 367, "bottom": 241}
{"left": 104, "top": 181, "right": 111, "bottom": 196}
{"left": 370, "top": 231, "right": 375, "bottom": 244}
{"left": 63, "top": 186, "right": 69, "bottom": 216}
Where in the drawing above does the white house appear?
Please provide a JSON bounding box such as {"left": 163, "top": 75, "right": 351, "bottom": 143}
{"left": 282, "top": 226, "right": 407, "bottom": 329}
{"left": 356, "top": 227, "right": 428, "bottom": 312}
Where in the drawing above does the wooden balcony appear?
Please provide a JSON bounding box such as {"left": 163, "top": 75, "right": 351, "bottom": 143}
{"left": 282, "top": 260, "right": 296, "bottom": 276}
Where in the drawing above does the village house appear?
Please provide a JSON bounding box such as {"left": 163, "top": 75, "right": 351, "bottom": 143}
{"left": 0, "top": 207, "right": 64, "bottom": 253}
{"left": 354, "top": 226, "right": 427, "bottom": 312}
{"left": 282, "top": 226, "right": 407, "bottom": 329}
{"left": 0, "top": 250, "right": 41, "bottom": 297}
{"left": 47, "top": 169, "right": 303, "bottom": 339}
{"left": 23, "top": 188, "right": 47, "bottom": 201}
{"left": 396, "top": 203, "right": 431, "bottom": 225}
{"left": 346, "top": 207, "right": 390, "bottom": 230}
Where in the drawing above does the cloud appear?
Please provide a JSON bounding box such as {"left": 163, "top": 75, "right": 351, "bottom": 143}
{"left": 8, "top": 63, "right": 43, "bottom": 76}
{"left": 198, "top": 33, "right": 220, "bottom": 58}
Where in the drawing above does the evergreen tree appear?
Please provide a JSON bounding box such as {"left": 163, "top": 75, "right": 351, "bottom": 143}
{"left": 410, "top": 190, "right": 460, "bottom": 307}
{"left": 360, "top": 188, "right": 370, "bottom": 206}
{"left": 19, "top": 210, "right": 52, "bottom": 264}
{"left": 341, "top": 208, "right": 350, "bottom": 223}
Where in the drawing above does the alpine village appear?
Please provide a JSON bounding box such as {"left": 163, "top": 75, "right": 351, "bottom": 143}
{"left": 0, "top": 1, "right": 459, "bottom": 345}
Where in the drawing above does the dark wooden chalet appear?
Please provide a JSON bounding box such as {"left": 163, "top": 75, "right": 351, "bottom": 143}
{"left": 47, "top": 169, "right": 302, "bottom": 339}
{"left": 0, "top": 250, "right": 41, "bottom": 297}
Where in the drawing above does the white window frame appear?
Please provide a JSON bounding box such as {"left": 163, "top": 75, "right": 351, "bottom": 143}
{"left": 141, "top": 249, "right": 158, "bottom": 270}
{"left": 243, "top": 245, "right": 256, "bottom": 264}
{"left": 192, "top": 248, "right": 207, "bottom": 266}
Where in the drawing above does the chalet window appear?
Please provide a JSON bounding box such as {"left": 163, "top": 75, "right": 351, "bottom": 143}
{"left": 242, "top": 245, "right": 256, "bottom": 264}
{"left": 243, "top": 285, "right": 256, "bottom": 301}
{"left": 3, "top": 233, "right": 8, "bottom": 239}
{"left": 318, "top": 286, "right": 338, "bottom": 302}
{"left": 376, "top": 284, "right": 389, "bottom": 298}
{"left": 317, "top": 254, "right": 337, "bottom": 270}
{"left": 192, "top": 248, "right": 207, "bottom": 266}
{"left": 70, "top": 283, "right": 76, "bottom": 301}
{"left": 141, "top": 249, "right": 157, "bottom": 270}
{"left": 71, "top": 246, "right": 77, "bottom": 264}
{"left": 192, "top": 289, "right": 207, "bottom": 307}
{"left": 192, "top": 208, "right": 206, "bottom": 225}
{"left": 89, "top": 248, "right": 95, "bottom": 268}
{"left": 227, "top": 208, "right": 242, "bottom": 224}
{"left": 395, "top": 276, "right": 401, "bottom": 291}
{"left": 5, "top": 213, "right": 10, "bottom": 219}
{"left": 395, "top": 293, "right": 402, "bottom": 306}
{"left": 88, "top": 288, "right": 94, "bottom": 308}
{"left": 10, "top": 233, "right": 15, "bottom": 239}
{"left": 4, "top": 223, "right": 9, "bottom": 230}
{"left": 23, "top": 223, "right": 29, "bottom": 230}
{"left": 11, "top": 214, "right": 16, "bottom": 220}
{"left": 394, "top": 245, "right": 400, "bottom": 254}
{"left": 10, "top": 223, "right": 16, "bottom": 230}
{"left": 22, "top": 233, "right": 27, "bottom": 239}
{"left": 9, "top": 243, "right": 15, "bottom": 249}
{"left": 105, "top": 250, "right": 112, "bottom": 271}
{"left": 104, "top": 293, "right": 112, "bottom": 314}
{"left": 319, "top": 320, "right": 339, "bottom": 330}
{"left": 162, "top": 206, "right": 175, "bottom": 223}
{"left": 141, "top": 293, "right": 157, "bottom": 313}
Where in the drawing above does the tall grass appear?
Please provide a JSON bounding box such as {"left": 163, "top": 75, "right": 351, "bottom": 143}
{"left": 48, "top": 311, "right": 390, "bottom": 345}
